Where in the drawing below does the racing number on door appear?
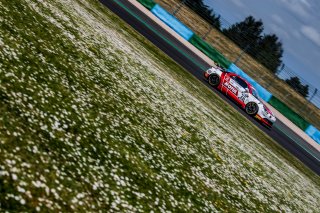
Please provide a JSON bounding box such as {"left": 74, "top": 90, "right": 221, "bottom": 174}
{"left": 238, "top": 93, "right": 248, "bottom": 102}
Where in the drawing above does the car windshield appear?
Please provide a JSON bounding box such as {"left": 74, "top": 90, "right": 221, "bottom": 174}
{"left": 233, "top": 76, "right": 248, "bottom": 89}
{"left": 251, "top": 88, "right": 260, "bottom": 99}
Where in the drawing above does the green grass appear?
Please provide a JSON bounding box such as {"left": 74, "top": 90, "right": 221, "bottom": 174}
{"left": 0, "top": 0, "right": 319, "bottom": 212}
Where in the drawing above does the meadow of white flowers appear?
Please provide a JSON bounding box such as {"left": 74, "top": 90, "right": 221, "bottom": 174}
{"left": 0, "top": 0, "right": 319, "bottom": 211}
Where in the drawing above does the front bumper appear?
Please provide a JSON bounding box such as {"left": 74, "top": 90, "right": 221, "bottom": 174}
{"left": 255, "top": 114, "right": 275, "bottom": 127}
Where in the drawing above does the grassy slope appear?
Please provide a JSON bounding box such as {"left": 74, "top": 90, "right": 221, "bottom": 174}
{"left": 0, "top": 0, "right": 319, "bottom": 212}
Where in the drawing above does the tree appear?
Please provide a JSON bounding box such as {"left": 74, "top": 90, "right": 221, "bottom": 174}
{"left": 223, "top": 16, "right": 283, "bottom": 72}
{"left": 223, "top": 16, "right": 264, "bottom": 49}
{"left": 184, "top": 0, "right": 221, "bottom": 29}
{"left": 254, "top": 34, "right": 283, "bottom": 72}
{"left": 285, "top": 77, "right": 309, "bottom": 98}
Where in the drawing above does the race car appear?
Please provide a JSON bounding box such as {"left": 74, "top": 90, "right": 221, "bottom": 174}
{"left": 204, "top": 65, "right": 276, "bottom": 127}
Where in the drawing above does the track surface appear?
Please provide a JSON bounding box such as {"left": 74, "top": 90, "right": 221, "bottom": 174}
{"left": 100, "top": 0, "right": 320, "bottom": 175}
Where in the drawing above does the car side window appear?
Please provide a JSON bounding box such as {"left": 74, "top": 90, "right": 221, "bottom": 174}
{"left": 251, "top": 88, "right": 259, "bottom": 99}
{"left": 232, "top": 76, "right": 248, "bottom": 89}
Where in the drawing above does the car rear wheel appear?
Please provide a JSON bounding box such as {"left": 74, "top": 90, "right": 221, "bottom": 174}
{"left": 245, "top": 102, "right": 258, "bottom": 115}
{"left": 208, "top": 74, "right": 220, "bottom": 87}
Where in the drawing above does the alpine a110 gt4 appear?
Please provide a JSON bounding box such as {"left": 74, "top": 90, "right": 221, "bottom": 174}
{"left": 204, "top": 65, "right": 276, "bottom": 127}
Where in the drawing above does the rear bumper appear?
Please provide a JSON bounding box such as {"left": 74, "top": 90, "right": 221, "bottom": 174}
{"left": 204, "top": 71, "right": 210, "bottom": 79}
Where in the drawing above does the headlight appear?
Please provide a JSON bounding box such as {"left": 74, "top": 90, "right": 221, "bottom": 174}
{"left": 262, "top": 110, "right": 268, "bottom": 116}
{"left": 262, "top": 106, "right": 269, "bottom": 116}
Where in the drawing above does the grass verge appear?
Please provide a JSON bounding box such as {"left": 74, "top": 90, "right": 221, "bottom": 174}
{"left": 0, "top": 0, "right": 319, "bottom": 211}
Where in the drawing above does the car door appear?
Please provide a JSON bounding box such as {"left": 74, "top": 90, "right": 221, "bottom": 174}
{"left": 232, "top": 76, "right": 249, "bottom": 106}
{"left": 221, "top": 74, "right": 239, "bottom": 100}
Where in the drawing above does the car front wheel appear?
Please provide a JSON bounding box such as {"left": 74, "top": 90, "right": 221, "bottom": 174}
{"left": 245, "top": 102, "right": 258, "bottom": 115}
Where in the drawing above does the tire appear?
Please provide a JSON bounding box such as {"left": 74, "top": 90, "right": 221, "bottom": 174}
{"left": 245, "top": 102, "right": 259, "bottom": 115}
{"left": 208, "top": 74, "right": 220, "bottom": 87}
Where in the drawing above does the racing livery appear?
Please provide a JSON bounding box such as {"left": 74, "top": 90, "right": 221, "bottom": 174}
{"left": 204, "top": 65, "right": 276, "bottom": 127}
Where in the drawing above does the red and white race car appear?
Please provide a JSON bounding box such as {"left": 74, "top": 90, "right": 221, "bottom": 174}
{"left": 204, "top": 65, "right": 276, "bottom": 127}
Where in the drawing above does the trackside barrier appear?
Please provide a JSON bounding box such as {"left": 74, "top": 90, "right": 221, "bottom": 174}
{"left": 136, "top": 0, "right": 320, "bottom": 146}
{"left": 189, "top": 34, "right": 232, "bottom": 69}
{"left": 151, "top": 4, "right": 194, "bottom": 41}
{"left": 137, "top": 0, "right": 155, "bottom": 10}
{"left": 227, "top": 64, "right": 273, "bottom": 102}
{"left": 268, "top": 96, "right": 310, "bottom": 130}
{"left": 305, "top": 125, "right": 320, "bottom": 144}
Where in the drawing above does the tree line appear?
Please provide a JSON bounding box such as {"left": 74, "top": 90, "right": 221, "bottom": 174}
{"left": 183, "top": 0, "right": 309, "bottom": 97}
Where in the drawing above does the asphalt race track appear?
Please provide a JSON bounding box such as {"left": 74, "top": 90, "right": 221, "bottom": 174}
{"left": 100, "top": 0, "right": 320, "bottom": 175}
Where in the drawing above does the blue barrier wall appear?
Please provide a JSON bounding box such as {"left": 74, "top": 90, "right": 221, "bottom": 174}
{"left": 151, "top": 4, "right": 194, "bottom": 41}
{"left": 228, "top": 64, "right": 273, "bottom": 102}
{"left": 305, "top": 125, "right": 320, "bottom": 144}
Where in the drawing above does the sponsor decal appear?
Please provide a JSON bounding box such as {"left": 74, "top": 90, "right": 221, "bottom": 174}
{"left": 223, "top": 82, "right": 238, "bottom": 95}
{"left": 255, "top": 114, "right": 262, "bottom": 120}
